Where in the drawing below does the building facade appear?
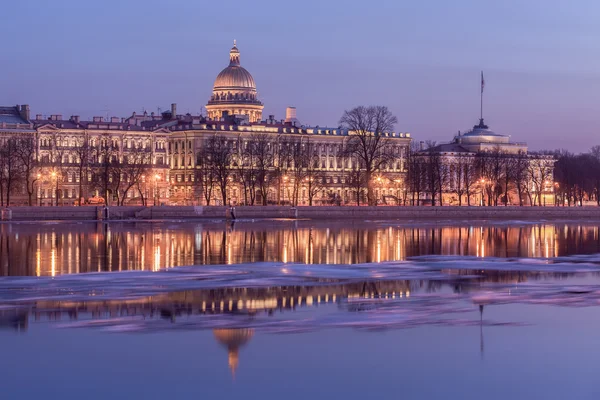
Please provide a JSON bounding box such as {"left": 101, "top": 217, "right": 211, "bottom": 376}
{"left": 0, "top": 43, "right": 412, "bottom": 206}
{"left": 415, "top": 118, "right": 555, "bottom": 206}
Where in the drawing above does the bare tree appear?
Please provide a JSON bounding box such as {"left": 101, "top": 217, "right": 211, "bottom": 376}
{"left": 339, "top": 105, "right": 397, "bottom": 205}
{"left": 206, "top": 134, "right": 234, "bottom": 205}
{"left": 93, "top": 133, "right": 120, "bottom": 205}
{"left": 423, "top": 141, "right": 446, "bottom": 206}
{"left": 14, "top": 135, "right": 39, "bottom": 206}
{"left": 449, "top": 153, "right": 476, "bottom": 206}
{"left": 406, "top": 142, "right": 426, "bottom": 206}
{"left": 0, "top": 138, "right": 22, "bottom": 206}
{"left": 71, "top": 134, "right": 93, "bottom": 205}
{"left": 249, "top": 133, "right": 273, "bottom": 205}
{"left": 527, "top": 154, "right": 554, "bottom": 206}
{"left": 195, "top": 147, "right": 216, "bottom": 205}
{"left": 301, "top": 138, "right": 326, "bottom": 206}
{"left": 115, "top": 147, "right": 152, "bottom": 205}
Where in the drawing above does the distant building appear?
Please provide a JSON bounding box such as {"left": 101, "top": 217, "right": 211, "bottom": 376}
{"left": 416, "top": 118, "right": 555, "bottom": 206}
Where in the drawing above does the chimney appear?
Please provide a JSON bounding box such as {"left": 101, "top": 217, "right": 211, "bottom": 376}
{"left": 419, "top": 141, "right": 425, "bottom": 151}
{"left": 285, "top": 106, "right": 297, "bottom": 123}
{"left": 93, "top": 116, "right": 103, "bottom": 122}
{"left": 110, "top": 117, "right": 120, "bottom": 123}
{"left": 171, "top": 103, "right": 177, "bottom": 120}
{"left": 50, "top": 114, "right": 63, "bottom": 121}
{"left": 20, "top": 104, "right": 30, "bottom": 121}
{"left": 35, "top": 114, "right": 42, "bottom": 120}
{"left": 70, "top": 115, "right": 80, "bottom": 123}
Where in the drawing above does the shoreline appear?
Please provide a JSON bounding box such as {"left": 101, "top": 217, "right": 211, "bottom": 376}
{"left": 2, "top": 205, "right": 600, "bottom": 221}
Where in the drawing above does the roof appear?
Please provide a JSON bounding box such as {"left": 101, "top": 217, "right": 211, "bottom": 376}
{"left": 428, "top": 143, "right": 473, "bottom": 153}
{"left": 0, "top": 106, "right": 28, "bottom": 125}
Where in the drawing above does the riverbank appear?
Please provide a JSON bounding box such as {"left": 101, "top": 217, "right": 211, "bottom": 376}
{"left": 2, "top": 205, "right": 600, "bottom": 221}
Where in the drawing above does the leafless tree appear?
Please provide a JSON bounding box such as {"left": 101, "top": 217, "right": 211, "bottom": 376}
{"left": 14, "top": 135, "right": 39, "bottom": 206}
{"left": 248, "top": 133, "right": 273, "bottom": 205}
{"left": 511, "top": 151, "right": 530, "bottom": 206}
{"left": 449, "top": 153, "right": 476, "bottom": 206}
{"left": 527, "top": 154, "right": 554, "bottom": 206}
{"left": 406, "top": 142, "right": 426, "bottom": 206}
{"left": 0, "top": 138, "right": 22, "bottom": 206}
{"left": 71, "top": 134, "right": 93, "bottom": 205}
{"left": 93, "top": 133, "right": 120, "bottom": 205}
{"left": 195, "top": 147, "right": 216, "bottom": 205}
{"left": 115, "top": 147, "right": 152, "bottom": 205}
{"left": 339, "top": 105, "right": 397, "bottom": 205}
{"left": 206, "top": 134, "right": 234, "bottom": 205}
{"left": 423, "top": 141, "right": 446, "bottom": 206}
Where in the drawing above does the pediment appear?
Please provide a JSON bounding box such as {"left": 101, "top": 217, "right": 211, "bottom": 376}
{"left": 36, "top": 123, "right": 60, "bottom": 132}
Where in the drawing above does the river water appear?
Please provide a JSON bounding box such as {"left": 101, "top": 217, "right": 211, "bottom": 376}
{"left": 1, "top": 219, "right": 600, "bottom": 399}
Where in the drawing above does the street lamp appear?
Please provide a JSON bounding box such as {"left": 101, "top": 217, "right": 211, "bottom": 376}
{"left": 554, "top": 182, "right": 559, "bottom": 206}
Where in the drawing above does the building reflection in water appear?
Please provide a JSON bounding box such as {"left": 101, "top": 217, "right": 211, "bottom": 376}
{"left": 0, "top": 221, "right": 599, "bottom": 277}
{"left": 214, "top": 329, "right": 254, "bottom": 378}
{"left": 0, "top": 271, "right": 583, "bottom": 375}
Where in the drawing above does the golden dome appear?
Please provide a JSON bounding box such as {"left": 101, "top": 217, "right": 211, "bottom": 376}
{"left": 206, "top": 41, "right": 264, "bottom": 123}
{"left": 212, "top": 41, "right": 257, "bottom": 91}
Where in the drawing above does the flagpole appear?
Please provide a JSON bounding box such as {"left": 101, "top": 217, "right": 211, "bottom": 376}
{"left": 480, "top": 71, "right": 483, "bottom": 121}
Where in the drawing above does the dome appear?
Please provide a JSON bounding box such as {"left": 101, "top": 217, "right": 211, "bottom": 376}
{"left": 206, "top": 41, "right": 264, "bottom": 123}
{"left": 212, "top": 41, "right": 257, "bottom": 91}
{"left": 213, "top": 66, "right": 256, "bottom": 90}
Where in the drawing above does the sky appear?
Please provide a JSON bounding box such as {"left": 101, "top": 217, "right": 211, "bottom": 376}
{"left": 1, "top": 0, "right": 599, "bottom": 152}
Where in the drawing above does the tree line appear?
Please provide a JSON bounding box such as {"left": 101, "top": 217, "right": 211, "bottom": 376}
{"left": 0, "top": 132, "right": 155, "bottom": 206}
{"left": 407, "top": 143, "right": 554, "bottom": 207}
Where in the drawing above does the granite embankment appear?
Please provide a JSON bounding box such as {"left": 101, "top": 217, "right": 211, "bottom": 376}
{"left": 1, "top": 205, "right": 600, "bottom": 221}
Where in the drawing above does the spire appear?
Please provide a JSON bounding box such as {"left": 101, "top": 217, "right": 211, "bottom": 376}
{"left": 229, "top": 40, "right": 240, "bottom": 66}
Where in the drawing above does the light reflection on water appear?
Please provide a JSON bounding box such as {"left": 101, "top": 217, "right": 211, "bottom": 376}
{"left": 0, "top": 220, "right": 598, "bottom": 276}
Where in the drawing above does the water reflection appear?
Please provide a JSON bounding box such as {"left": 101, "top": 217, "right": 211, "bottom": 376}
{"left": 1, "top": 220, "right": 599, "bottom": 276}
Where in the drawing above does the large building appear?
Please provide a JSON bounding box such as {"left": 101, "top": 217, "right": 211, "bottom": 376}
{"left": 0, "top": 42, "right": 412, "bottom": 207}
{"left": 415, "top": 118, "right": 555, "bottom": 206}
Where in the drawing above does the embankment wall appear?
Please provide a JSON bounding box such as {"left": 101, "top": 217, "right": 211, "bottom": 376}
{"left": 2, "top": 205, "right": 600, "bottom": 221}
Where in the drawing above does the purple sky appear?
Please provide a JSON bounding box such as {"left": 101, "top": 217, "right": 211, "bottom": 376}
{"left": 2, "top": 0, "right": 599, "bottom": 152}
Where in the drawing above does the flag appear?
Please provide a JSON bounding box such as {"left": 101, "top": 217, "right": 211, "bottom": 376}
{"left": 481, "top": 71, "right": 485, "bottom": 94}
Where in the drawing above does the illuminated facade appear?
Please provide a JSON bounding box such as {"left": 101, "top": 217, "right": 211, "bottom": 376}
{"left": 417, "top": 118, "right": 555, "bottom": 206}
{"left": 0, "top": 42, "right": 411, "bottom": 206}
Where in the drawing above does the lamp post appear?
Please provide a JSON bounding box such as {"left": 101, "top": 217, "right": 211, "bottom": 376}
{"left": 154, "top": 174, "right": 161, "bottom": 206}
{"left": 554, "top": 182, "right": 559, "bottom": 206}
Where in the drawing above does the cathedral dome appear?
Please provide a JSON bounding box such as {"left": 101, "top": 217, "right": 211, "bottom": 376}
{"left": 212, "top": 41, "right": 257, "bottom": 91}
{"left": 206, "top": 41, "right": 264, "bottom": 123}
{"left": 214, "top": 66, "right": 256, "bottom": 90}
